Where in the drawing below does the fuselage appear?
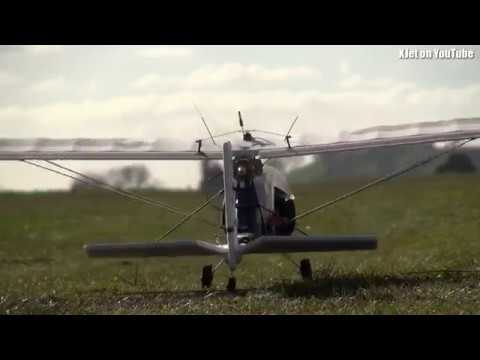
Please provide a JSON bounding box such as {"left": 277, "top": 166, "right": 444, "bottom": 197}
{"left": 222, "top": 154, "right": 296, "bottom": 242}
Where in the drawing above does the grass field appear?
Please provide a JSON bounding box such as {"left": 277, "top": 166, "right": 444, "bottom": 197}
{"left": 1, "top": 175, "right": 480, "bottom": 314}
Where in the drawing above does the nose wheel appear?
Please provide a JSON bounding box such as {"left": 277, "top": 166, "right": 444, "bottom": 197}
{"left": 201, "top": 265, "right": 213, "bottom": 288}
{"left": 300, "top": 258, "right": 313, "bottom": 280}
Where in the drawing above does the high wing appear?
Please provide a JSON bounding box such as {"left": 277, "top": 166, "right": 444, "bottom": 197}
{"left": 0, "top": 117, "right": 479, "bottom": 161}
{"left": 0, "top": 138, "right": 223, "bottom": 160}
{"left": 258, "top": 119, "right": 480, "bottom": 160}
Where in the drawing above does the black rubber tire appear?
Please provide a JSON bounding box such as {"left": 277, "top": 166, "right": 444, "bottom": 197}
{"left": 201, "top": 265, "right": 213, "bottom": 288}
{"left": 300, "top": 259, "right": 313, "bottom": 280}
{"left": 226, "top": 277, "right": 236, "bottom": 292}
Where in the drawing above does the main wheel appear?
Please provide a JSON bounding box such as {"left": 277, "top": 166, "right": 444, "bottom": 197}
{"left": 300, "top": 259, "right": 313, "bottom": 280}
{"left": 201, "top": 265, "right": 213, "bottom": 288}
{"left": 226, "top": 277, "right": 236, "bottom": 292}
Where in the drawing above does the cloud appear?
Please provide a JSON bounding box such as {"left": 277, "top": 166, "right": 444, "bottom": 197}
{"left": 132, "top": 74, "right": 170, "bottom": 89}
{"left": 405, "top": 84, "right": 480, "bottom": 107}
{"left": 339, "top": 74, "right": 363, "bottom": 88}
{"left": 132, "top": 63, "right": 322, "bottom": 91}
{"left": 0, "top": 71, "right": 18, "bottom": 86}
{"left": 187, "top": 63, "right": 320, "bottom": 88}
{"left": 29, "top": 77, "right": 65, "bottom": 93}
{"left": 3, "top": 80, "right": 480, "bottom": 141}
{"left": 339, "top": 74, "right": 416, "bottom": 95}
{"left": 340, "top": 60, "right": 350, "bottom": 75}
{"left": 23, "top": 45, "right": 64, "bottom": 55}
{"left": 338, "top": 61, "right": 417, "bottom": 94}
{"left": 136, "top": 46, "right": 193, "bottom": 59}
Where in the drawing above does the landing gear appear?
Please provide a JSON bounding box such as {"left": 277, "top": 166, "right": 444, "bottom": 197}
{"left": 300, "top": 258, "right": 313, "bottom": 280}
{"left": 227, "top": 277, "right": 236, "bottom": 292}
{"left": 201, "top": 265, "right": 213, "bottom": 288}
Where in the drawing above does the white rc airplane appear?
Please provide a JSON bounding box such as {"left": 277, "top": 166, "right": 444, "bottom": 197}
{"left": 1, "top": 113, "right": 479, "bottom": 291}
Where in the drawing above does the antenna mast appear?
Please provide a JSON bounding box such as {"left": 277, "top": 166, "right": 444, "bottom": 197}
{"left": 194, "top": 103, "right": 217, "bottom": 146}
{"left": 238, "top": 111, "right": 245, "bottom": 135}
{"left": 284, "top": 115, "right": 299, "bottom": 149}
{"left": 238, "top": 111, "right": 253, "bottom": 142}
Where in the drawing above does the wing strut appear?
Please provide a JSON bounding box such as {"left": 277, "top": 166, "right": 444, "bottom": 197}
{"left": 156, "top": 188, "right": 224, "bottom": 241}
{"left": 45, "top": 160, "right": 187, "bottom": 216}
{"left": 21, "top": 160, "right": 219, "bottom": 228}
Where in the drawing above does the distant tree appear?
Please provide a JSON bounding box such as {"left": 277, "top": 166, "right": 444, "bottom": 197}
{"left": 436, "top": 153, "right": 476, "bottom": 174}
{"left": 107, "top": 165, "right": 151, "bottom": 189}
{"left": 70, "top": 165, "right": 152, "bottom": 192}
{"left": 70, "top": 172, "right": 106, "bottom": 193}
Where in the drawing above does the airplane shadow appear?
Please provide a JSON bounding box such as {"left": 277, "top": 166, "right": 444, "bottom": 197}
{"left": 106, "top": 270, "right": 480, "bottom": 302}
{"left": 267, "top": 270, "right": 480, "bottom": 299}
{"left": 115, "top": 287, "right": 259, "bottom": 300}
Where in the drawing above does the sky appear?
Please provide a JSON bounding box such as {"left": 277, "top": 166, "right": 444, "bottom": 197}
{"left": 0, "top": 45, "right": 479, "bottom": 191}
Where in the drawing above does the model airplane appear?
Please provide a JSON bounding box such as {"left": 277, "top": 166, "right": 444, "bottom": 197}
{"left": 1, "top": 113, "right": 479, "bottom": 291}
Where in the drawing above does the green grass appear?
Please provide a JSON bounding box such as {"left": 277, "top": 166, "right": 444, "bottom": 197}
{"left": 1, "top": 175, "right": 480, "bottom": 314}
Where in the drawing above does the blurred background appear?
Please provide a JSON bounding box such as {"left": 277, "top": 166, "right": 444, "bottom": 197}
{"left": 1, "top": 45, "right": 479, "bottom": 191}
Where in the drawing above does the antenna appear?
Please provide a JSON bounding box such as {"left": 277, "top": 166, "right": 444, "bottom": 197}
{"left": 238, "top": 111, "right": 245, "bottom": 135}
{"left": 194, "top": 103, "right": 216, "bottom": 146}
{"left": 238, "top": 111, "right": 253, "bottom": 142}
{"left": 284, "top": 115, "right": 299, "bottom": 149}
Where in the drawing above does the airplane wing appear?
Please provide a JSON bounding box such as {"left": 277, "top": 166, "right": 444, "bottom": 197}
{"left": 1, "top": 118, "right": 479, "bottom": 160}
{"left": 0, "top": 138, "right": 223, "bottom": 160}
{"left": 85, "top": 240, "right": 228, "bottom": 258}
{"left": 240, "top": 235, "right": 377, "bottom": 254}
{"left": 257, "top": 127, "right": 480, "bottom": 160}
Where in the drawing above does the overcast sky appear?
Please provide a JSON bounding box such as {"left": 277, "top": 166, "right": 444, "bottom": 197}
{"left": 1, "top": 45, "right": 479, "bottom": 191}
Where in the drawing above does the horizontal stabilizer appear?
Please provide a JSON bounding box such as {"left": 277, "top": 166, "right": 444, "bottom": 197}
{"left": 84, "top": 240, "right": 228, "bottom": 258}
{"left": 240, "top": 235, "right": 377, "bottom": 254}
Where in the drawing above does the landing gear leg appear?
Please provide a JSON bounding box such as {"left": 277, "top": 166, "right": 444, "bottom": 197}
{"left": 201, "top": 265, "right": 213, "bottom": 288}
{"left": 300, "top": 259, "right": 313, "bottom": 280}
{"left": 227, "top": 276, "right": 236, "bottom": 292}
